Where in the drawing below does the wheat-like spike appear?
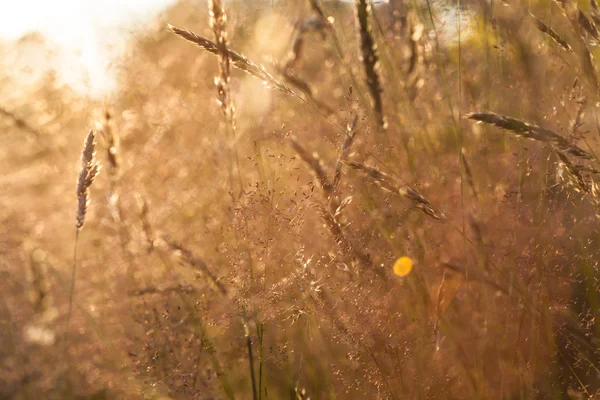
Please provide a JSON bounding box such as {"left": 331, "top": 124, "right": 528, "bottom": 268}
{"left": 209, "top": 0, "right": 236, "bottom": 128}
{"left": 345, "top": 161, "right": 445, "bottom": 220}
{"left": 401, "top": 186, "right": 447, "bottom": 221}
{"left": 578, "top": 10, "right": 600, "bottom": 44}
{"left": 66, "top": 129, "right": 101, "bottom": 358}
{"left": 555, "top": 0, "right": 599, "bottom": 40}
{"left": 531, "top": 14, "right": 573, "bottom": 52}
{"left": 289, "top": 135, "right": 333, "bottom": 195}
{"left": 76, "top": 130, "right": 101, "bottom": 229}
{"left": 169, "top": 24, "right": 297, "bottom": 97}
{"left": 467, "top": 112, "right": 595, "bottom": 160}
{"left": 345, "top": 160, "right": 399, "bottom": 192}
{"left": 354, "top": 0, "right": 387, "bottom": 130}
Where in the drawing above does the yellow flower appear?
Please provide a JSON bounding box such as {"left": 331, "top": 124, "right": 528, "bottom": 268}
{"left": 393, "top": 256, "right": 413, "bottom": 277}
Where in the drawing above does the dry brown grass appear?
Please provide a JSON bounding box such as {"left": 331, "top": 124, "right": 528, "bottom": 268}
{"left": 2, "top": 1, "right": 600, "bottom": 399}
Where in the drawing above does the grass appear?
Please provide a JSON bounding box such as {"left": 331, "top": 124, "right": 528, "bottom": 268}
{"left": 1, "top": 0, "right": 600, "bottom": 399}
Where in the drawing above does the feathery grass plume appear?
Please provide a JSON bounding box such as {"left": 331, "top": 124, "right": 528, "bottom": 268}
{"left": 169, "top": 24, "right": 296, "bottom": 97}
{"left": 354, "top": 0, "right": 387, "bottom": 130}
{"left": 165, "top": 234, "right": 257, "bottom": 398}
{"left": 76, "top": 130, "right": 101, "bottom": 229}
{"left": 288, "top": 134, "right": 333, "bottom": 195}
{"left": 345, "top": 160, "right": 446, "bottom": 220}
{"left": 467, "top": 112, "right": 595, "bottom": 161}
{"left": 531, "top": 14, "right": 573, "bottom": 52}
{"left": 555, "top": 149, "right": 590, "bottom": 194}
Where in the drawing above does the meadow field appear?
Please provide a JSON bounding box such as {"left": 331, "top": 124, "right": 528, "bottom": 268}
{"left": 1, "top": 0, "right": 600, "bottom": 398}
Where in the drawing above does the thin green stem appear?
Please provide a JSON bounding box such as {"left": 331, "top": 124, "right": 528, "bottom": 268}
{"left": 64, "top": 228, "right": 80, "bottom": 356}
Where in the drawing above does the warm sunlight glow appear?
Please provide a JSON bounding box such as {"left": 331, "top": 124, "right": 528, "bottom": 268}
{"left": 0, "top": 0, "right": 175, "bottom": 96}
{"left": 393, "top": 256, "right": 413, "bottom": 277}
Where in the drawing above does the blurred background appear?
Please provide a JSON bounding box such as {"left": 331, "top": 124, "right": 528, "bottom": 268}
{"left": 1, "top": 0, "right": 600, "bottom": 399}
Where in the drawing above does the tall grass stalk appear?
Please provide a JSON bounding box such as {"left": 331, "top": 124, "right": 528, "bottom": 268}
{"left": 354, "top": 0, "right": 386, "bottom": 130}
{"left": 65, "top": 130, "right": 100, "bottom": 359}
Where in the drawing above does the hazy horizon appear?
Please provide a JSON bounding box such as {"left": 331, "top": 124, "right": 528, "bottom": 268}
{"left": 0, "top": 0, "right": 176, "bottom": 97}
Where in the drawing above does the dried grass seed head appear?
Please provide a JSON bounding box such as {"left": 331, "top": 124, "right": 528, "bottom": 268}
{"left": 76, "top": 130, "right": 101, "bottom": 229}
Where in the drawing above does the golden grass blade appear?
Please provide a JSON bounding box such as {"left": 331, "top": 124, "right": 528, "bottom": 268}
{"left": 531, "top": 14, "right": 573, "bottom": 52}
{"left": 169, "top": 24, "right": 296, "bottom": 97}
{"left": 345, "top": 160, "right": 446, "bottom": 220}
{"left": 467, "top": 112, "right": 595, "bottom": 161}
